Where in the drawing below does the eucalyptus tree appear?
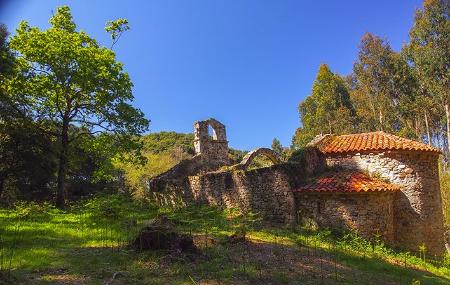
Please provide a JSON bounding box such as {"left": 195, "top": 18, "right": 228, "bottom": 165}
{"left": 5, "top": 6, "right": 149, "bottom": 207}
{"left": 293, "top": 64, "right": 357, "bottom": 148}
{"left": 404, "top": 0, "right": 449, "bottom": 150}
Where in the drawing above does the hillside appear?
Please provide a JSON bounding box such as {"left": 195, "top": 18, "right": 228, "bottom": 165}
{"left": 116, "top": 131, "right": 248, "bottom": 197}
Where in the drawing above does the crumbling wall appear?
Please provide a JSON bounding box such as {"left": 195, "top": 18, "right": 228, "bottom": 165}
{"left": 187, "top": 164, "right": 307, "bottom": 224}
{"left": 326, "top": 151, "right": 445, "bottom": 256}
{"left": 193, "top": 118, "right": 230, "bottom": 168}
{"left": 148, "top": 118, "right": 231, "bottom": 193}
{"left": 295, "top": 192, "right": 395, "bottom": 243}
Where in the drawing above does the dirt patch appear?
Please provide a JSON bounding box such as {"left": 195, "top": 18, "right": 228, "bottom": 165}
{"left": 225, "top": 231, "right": 246, "bottom": 244}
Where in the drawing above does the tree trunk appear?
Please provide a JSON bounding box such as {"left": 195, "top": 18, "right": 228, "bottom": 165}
{"left": 414, "top": 116, "right": 420, "bottom": 138}
{"left": 56, "top": 119, "right": 69, "bottom": 208}
{"left": 379, "top": 109, "right": 384, "bottom": 132}
{"left": 446, "top": 104, "right": 450, "bottom": 153}
{"left": 424, "top": 112, "right": 431, "bottom": 145}
{"left": 0, "top": 172, "right": 7, "bottom": 199}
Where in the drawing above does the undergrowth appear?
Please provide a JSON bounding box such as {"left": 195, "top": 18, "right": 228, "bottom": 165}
{"left": 0, "top": 194, "right": 449, "bottom": 284}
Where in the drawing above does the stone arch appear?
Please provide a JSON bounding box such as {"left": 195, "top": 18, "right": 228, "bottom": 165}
{"left": 194, "top": 118, "right": 227, "bottom": 142}
{"left": 239, "top": 148, "right": 281, "bottom": 170}
{"left": 193, "top": 118, "right": 230, "bottom": 167}
{"left": 205, "top": 118, "right": 226, "bottom": 141}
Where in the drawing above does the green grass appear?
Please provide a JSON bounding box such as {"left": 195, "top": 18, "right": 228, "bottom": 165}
{"left": 0, "top": 194, "right": 449, "bottom": 284}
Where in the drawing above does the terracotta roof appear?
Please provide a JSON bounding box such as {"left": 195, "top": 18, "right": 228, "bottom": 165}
{"left": 293, "top": 171, "right": 399, "bottom": 193}
{"left": 312, "top": 131, "right": 439, "bottom": 154}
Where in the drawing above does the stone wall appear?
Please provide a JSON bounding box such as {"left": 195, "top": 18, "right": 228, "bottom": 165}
{"left": 193, "top": 119, "right": 230, "bottom": 168}
{"left": 295, "top": 192, "right": 395, "bottom": 243}
{"left": 326, "top": 151, "right": 445, "bottom": 256}
{"left": 187, "top": 163, "right": 312, "bottom": 224}
{"left": 149, "top": 118, "right": 231, "bottom": 192}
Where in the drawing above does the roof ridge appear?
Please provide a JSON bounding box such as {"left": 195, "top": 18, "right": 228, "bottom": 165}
{"left": 313, "top": 131, "right": 440, "bottom": 154}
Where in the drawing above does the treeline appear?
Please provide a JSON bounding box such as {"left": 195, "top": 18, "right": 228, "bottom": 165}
{"left": 0, "top": 7, "right": 149, "bottom": 207}
{"left": 292, "top": 0, "right": 449, "bottom": 154}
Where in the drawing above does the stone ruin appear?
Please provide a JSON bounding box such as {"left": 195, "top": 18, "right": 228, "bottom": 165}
{"left": 148, "top": 118, "right": 447, "bottom": 256}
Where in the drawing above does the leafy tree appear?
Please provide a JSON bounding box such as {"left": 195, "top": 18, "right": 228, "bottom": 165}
{"left": 404, "top": 0, "right": 449, "bottom": 150}
{"left": 228, "top": 148, "right": 247, "bottom": 164}
{"left": 115, "top": 132, "right": 194, "bottom": 197}
{"left": 0, "top": 120, "right": 57, "bottom": 203}
{"left": 142, "top": 131, "right": 195, "bottom": 154}
{"left": 0, "top": 24, "right": 14, "bottom": 75}
{"left": 271, "top": 138, "right": 283, "bottom": 156}
{"left": 292, "top": 64, "right": 357, "bottom": 148}
{"left": 352, "top": 33, "right": 418, "bottom": 135}
{"left": 105, "top": 19, "right": 130, "bottom": 49}
{"left": 0, "top": 24, "right": 57, "bottom": 203}
{"left": 5, "top": 6, "right": 149, "bottom": 207}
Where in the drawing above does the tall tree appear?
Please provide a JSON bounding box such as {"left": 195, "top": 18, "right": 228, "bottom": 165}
{"left": 0, "top": 24, "right": 56, "bottom": 202}
{"left": 0, "top": 24, "right": 13, "bottom": 75}
{"left": 271, "top": 138, "right": 283, "bottom": 156}
{"left": 5, "top": 6, "right": 149, "bottom": 207}
{"left": 404, "top": 0, "right": 449, "bottom": 150}
{"left": 352, "top": 33, "right": 418, "bottom": 136}
{"left": 292, "top": 64, "right": 357, "bottom": 148}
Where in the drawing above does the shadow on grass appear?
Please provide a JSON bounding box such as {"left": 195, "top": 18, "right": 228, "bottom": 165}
{"left": 1, "top": 204, "right": 449, "bottom": 284}
{"left": 14, "top": 235, "right": 449, "bottom": 285}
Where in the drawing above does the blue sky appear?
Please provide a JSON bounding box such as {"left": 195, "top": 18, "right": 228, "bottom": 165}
{"left": 1, "top": 0, "right": 423, "bottom": 151}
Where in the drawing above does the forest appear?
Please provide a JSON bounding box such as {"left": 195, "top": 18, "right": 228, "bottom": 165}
{"left": 292, "top": 0, "right": 449, "bottom": 151}
{"left": 0, "top": 1, "right": 449, "bottom": 284}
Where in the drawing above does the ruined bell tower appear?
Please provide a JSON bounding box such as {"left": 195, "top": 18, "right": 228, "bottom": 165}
{"left": 194, "top": 118, "right": 230, "bottom": 168}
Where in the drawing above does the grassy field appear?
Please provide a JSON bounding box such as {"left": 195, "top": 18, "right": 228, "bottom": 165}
{"left": 0, "top": 194, "right": 449, "bottom": 285}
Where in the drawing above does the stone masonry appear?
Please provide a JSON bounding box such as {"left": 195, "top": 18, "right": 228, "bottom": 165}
{"left": 148, "top": 120, "right": 447, "bottom": 256}
{"left": 325, "top": 151, "right": 446, "bottom": 256}
{"left": 188, "top": 165, "right": 297, "bottom": 224}
{"left": 296, "top": 192, "right": 395, "bottom": 243}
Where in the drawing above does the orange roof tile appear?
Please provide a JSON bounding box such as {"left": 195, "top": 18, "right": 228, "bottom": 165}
{"left": 294, "top": 171, "right": 399, "bottom": 193}
{"left": 312, "top": 131, "right": 439, "bottom": 154}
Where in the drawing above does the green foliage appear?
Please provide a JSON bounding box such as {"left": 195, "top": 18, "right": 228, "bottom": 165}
{"left": 247, "top": 155, "right": 275, "bottom": 170}
{"left": 271, "top": 137, "right": 290, "bottom": 161}
{"left": 288, "top": 146, "right": 315, "bottom": 164}
{"left": 228, "top": 148, "right": 248, "bottom": 164}
{"left": 405, "top": 0, "right": 449, "bottom": 105}
{"left": 142, "top": 131, "right": 194, "bottom": 154}
{"left": 293, "top": 1, "right": 449, "bottom": 150}
{"left": 293, "top": 64, "right": 357, "bottom": 148}
{"left": 4, "top": 6, "right": 148, "bottom": 207}
{"left": 115, "top": 132, "right": 195, "bottom": 197}
{"left": 0, "top": 24, "right": 14, "bottom": 76}
{"left": 116, "top": 132, "right": 250, "bottom": 197}
{"left": 271, "top": 138, "right": 283, "bottom": 156}
{"left": 352, "top": 33, "right": 418, "bottom": 135}
{"left": 439, "top": 170, "right": 450, "bottom": 236}
{"left": 105, "top": 18, "right": 130, "bottom": 48}
{"left": 0, "top": 120, "right": 57, "bottom": 204}
{"left": 0, "top": 195, "right": 449, "bottom": 284}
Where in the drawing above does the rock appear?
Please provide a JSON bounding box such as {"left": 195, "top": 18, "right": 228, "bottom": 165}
{"left": 131, "top": 215, "right": 196, "bottom": 252}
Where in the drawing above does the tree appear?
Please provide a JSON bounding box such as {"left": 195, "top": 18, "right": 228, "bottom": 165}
{"left": 115, "top": 132, "right": 195, "bottom": 198}
{"left": 404, "top": 0, "right": 449, "bottom": 150}
{"left": 0, "top": 24, "right": 56, "bottom": 203}
{"left": 352, "top": 33, "right": 418, "bottom": 136}
{"left": 292, "top": 64, "right": 357, "bottom": 148}
{"left": 271, "top": 138, "right": 283, "bottom": 156}
{"left": 5, "top": 6, "right": 149, "bottom": 207}
{"left": 0, "top": 24, "right": 13, "bottom": 75}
